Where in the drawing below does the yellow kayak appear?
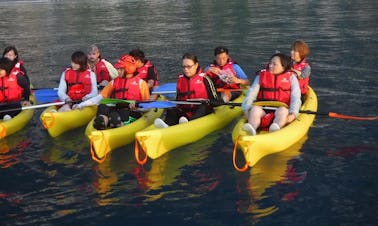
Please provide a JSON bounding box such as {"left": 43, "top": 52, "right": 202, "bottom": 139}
{"left": 40, "top": 105, "right": 97, "bottom": 137}
{"left": 0, "top": 95, "right": 36, "bottom": 139}
{"left": 85, "top": 107, "right": 164, "bottom": 163}
{"left": 134, "top": 93, "right": 245, "bottom": 161}
{"left": 232, "top": 87, "right": 318, "bottom": 170}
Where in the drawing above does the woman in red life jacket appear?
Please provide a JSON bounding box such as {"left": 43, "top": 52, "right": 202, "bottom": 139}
{"left": 204, "top": 46, "right": 250, "bottom": 102}
{"left": 87, "top": 44, "right": 118, "bottom": 89}
{"left": 2, "top": 46, "right": 30, "bottom": 87}
{"left": 241, "top": 53, "right": 301, "bottom": 136}
{"left": 290, "top": 40, "right": 311, "bottom": 98}
{"left": 0, "top": 57, "right": 31, "bottom": 120}
{"left": 129, "top": 49, "right": 159, "bottom": 100}
{"left": 73, "top": 55, "right": 150, "bottom": 130}
{"left": 57, "top": 51, "right": 98, "bottom": 112}
{"left": 154, "top": 53, "right": 220, "bottom": 128}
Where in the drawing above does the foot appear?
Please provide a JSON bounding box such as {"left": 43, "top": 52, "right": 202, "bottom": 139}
{"left": 269, "top": 123, "right": 280, "bottom": 132}
{"left": 154, "top": 118, "right": 169, "bottom": 128}
{"left": 242, "top": 123, "right": 256, "bottom": 136}
{"left": 2, "top": 114, "right": 12, "bottom": 121}
{"left": 179, "top": 116, "right": 188, "bottom": 124}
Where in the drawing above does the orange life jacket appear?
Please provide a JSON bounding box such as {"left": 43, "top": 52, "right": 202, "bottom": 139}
{"left": 111, "top": 76, "right": 144, "bottom": 101}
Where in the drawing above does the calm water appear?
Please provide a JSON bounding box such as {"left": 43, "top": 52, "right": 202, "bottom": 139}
{"left": 1, "top": 0, "right": 377, "bottom": 225}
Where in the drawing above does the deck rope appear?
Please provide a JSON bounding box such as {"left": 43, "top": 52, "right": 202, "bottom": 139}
{"left": 232, "top": 135, "right": 249, "bottom": 172}
{"left": 134, "top": 139, "right": 148, "bottom": 165}
{"left": 89, "top": 131, "right": 108, "bottom": 163}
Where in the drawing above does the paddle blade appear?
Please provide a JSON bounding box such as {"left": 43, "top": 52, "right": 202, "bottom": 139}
{"left": 138, "top": 101, "right": 176, "bottom": 109}
{"left": 328, "top": 112, "right": 378, "bottom": 121}
{"left": 152, "top": 83, "right": 176, "bottom": 99}
{"left": 34, "top": 89, "right": 59, "bottom": 103}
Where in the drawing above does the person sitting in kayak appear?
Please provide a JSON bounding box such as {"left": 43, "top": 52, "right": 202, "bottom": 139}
{"left": 87, "top": 44, "right": 118, "bottom": 89}
{"left": 154, "top": 53, "right": 221, "bottom": 128}
{"left": 0, "top": 57, "right": 31, "bottom": 121}
{"left": 2, "top": 45, "right": 31, "bottom": 87}
{"left": 73, "top": 54, "right": 150, "bottom": 130}
{"left": 129, "top": 48, "right": 160, "bottom": 100}
{"left": 290, "top": 40, "right": 311, "bottom": 99}
{"left": 57, "top": 51, "right": 98, "bottom": 112}
{"left": 241, "top": 53, "right": 301, "bottom": 136}
{"left": 204, "top": 46, "right": 250, "bottom": 103}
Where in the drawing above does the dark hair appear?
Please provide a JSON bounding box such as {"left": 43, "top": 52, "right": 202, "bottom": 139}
{"left": 2, "top": 46, "right": 19, "bottom": 62}
{"left": 129, "top": 49, "right": 146, "bottom": 63}
{"left": 269, "top": 53, "right": 293, "bottom": 72}
{"left": 214, "top": 46, "right": 229, "bottom": 56}
{"left": 182, "top": 52, "right": 200, "bottom": 73}
{"left": 0, "top": 57, "right": 15, "bottom": 75}
{"left": 71, "top": 51, "right": 88, "bottom": 71}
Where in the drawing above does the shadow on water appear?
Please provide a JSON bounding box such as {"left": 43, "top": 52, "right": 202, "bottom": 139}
{"left": 235, "top": 135, "right": 308, "bottom": 225}
{"left": 92, "top": 128, "right": 222, "bottom": 207}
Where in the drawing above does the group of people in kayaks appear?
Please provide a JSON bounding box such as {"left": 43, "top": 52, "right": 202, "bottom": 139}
{"left": 0, "top": 40, "right": 311, "bottom": 135}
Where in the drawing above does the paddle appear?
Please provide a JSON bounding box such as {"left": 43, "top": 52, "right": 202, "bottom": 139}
{"left": 258, "top": 106, "right": 377, "bottom": 121}
{"left": 151, "top": 83, "right": 247, "bottom": 95}
{"left": 100, "top": 98, "right": 237, "bottom": 109}
{"left": 0, "top": 101, "right": 65, "bottom": 113}
{"left": 33, "top": 88, "right": 59, "bottom": 103}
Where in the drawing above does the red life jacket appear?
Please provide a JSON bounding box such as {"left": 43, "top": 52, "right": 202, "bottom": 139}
{"left": 95, "top": 59, "right": 111, "bottom": 83}
{"left": 64, "top": 68, "right": 93, "bottom": 101}
{"left": 206, "top": 59, "right": 239, "bottom": 89}
{"left": 111, "top": 76, "right": 144, "bottom": 101}
{"left": 293, "top": 58, "right": 309, "bottom": 95}
{"left": 176, "top": 72, "right": 209, "bottom": 118}
{"left": 257, "top": 69, "right": 292, "bottom": 105}
{"left": 0, "top": 74, "right": 24, "bottom": 102}
{"left": 10, "top": 61, "right": 24, "bottom": 77}
{"left": 136, "top": 60, "right": 159, "bottom": 86}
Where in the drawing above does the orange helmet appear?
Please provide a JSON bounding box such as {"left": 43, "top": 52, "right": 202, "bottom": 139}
{"left": 114, "top": 55, "right": 137, "bottom": 74}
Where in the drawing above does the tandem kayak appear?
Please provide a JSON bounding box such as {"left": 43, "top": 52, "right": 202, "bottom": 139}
{"left": 0, "top": 95, "right": 36, "bottom": 139}
{"left": 40, "top": 105, "right": 97, "bottom": 137}
{"left": 134, "top": 93, "right": 245, "bottom": 162}
{"left": 85, "top": 107, "right": 164, "bottom": 163}
{"left": 231, "top": 87, "right": 318, "bottom": 171}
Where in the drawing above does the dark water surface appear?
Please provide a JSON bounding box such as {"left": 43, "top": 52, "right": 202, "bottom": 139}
{"left": 1, "top": 1, "right": 377, "bottom": 225}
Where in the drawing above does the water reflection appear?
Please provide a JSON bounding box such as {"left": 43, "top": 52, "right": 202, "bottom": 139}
{"left": 0, "top": 136, "right": 31, "bottom": 168}
{"left": 236, "top": 135, "right": 308, "bottom": 224}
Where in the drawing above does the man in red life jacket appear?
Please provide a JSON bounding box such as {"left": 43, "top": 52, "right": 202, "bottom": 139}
{"left": 129, "top": 49, "right": 159, "bottom": 100}
{"left": 204, "top": 46, "right": 250, "bottom": 102}
{"left": 87, "top": 45, "right": 118, "bottom": 88}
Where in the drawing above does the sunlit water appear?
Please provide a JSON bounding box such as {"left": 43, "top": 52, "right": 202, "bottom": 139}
{"left": 0, "top": 1, "right": 377, "bottom": 225}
